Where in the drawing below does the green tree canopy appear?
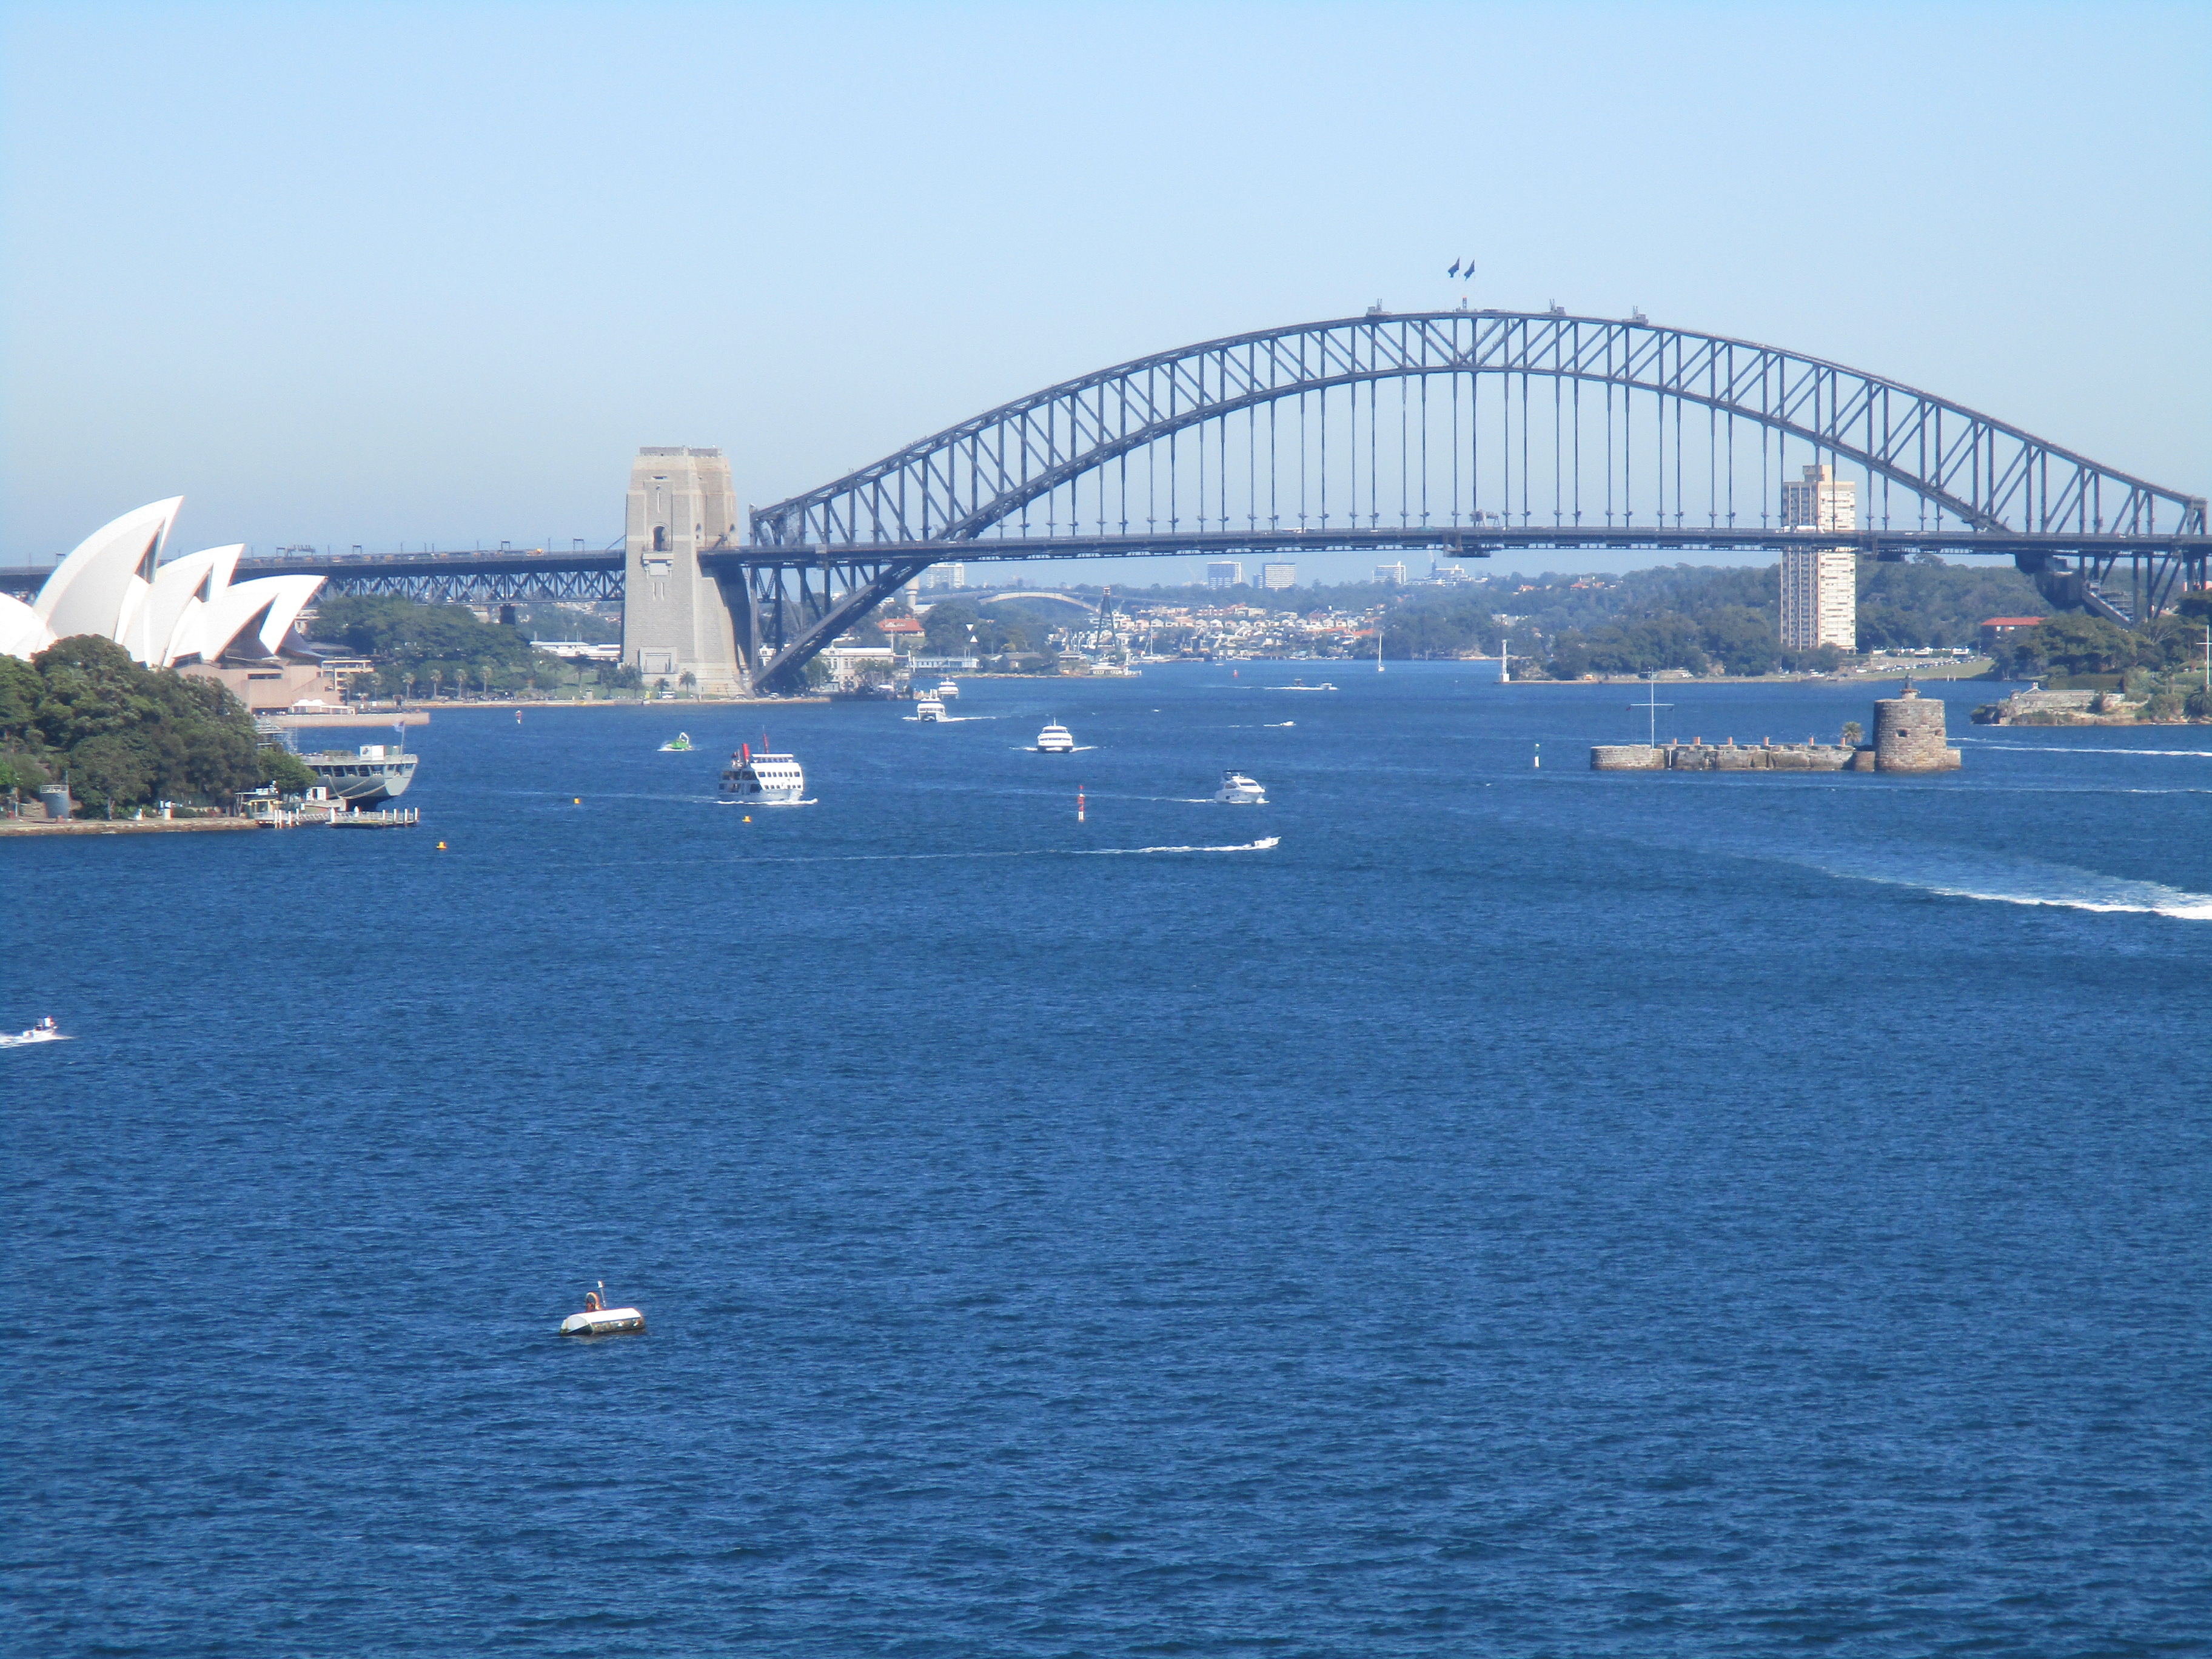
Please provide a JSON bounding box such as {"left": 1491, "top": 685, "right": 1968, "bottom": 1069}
{"left": 0, "top": 635, "right": 300, "bottom": 813}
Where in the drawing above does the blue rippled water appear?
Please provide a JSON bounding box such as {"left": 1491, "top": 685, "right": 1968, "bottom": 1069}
{"left": 8, "top": 665, "right": 2210, "bottom": 1657}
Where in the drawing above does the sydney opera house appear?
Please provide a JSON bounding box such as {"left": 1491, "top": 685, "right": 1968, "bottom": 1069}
{"left": 0, "top": 499, "right": 325, "bottom": 675}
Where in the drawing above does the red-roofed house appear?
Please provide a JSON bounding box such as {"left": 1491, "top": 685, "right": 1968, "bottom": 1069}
{"left": 1980, "top": 616, "right": 2045, "bottom": 649}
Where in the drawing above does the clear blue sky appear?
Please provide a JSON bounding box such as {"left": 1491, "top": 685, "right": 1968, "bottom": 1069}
{"left": 4, "top": 1, "right": 2205, "bottom": 586}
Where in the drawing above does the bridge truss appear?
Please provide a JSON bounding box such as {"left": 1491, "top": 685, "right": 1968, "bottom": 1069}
{"left": 733, "top": 309, "right": 2204, "bottom": 689}
{"left": 8, "top": 313, "right": 2197, "bottom": 693}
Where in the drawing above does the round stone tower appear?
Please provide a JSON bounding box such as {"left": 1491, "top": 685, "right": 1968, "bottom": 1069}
{"left": 1873, "top": 685, "right": 1960, "bottom": 772}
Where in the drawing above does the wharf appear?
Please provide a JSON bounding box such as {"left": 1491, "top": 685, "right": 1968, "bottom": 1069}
{"left": 260, "top": 709, "right": 430, "bottom": 731}
{"left": 1, "top": 816, "right": 260, "bottom": 836}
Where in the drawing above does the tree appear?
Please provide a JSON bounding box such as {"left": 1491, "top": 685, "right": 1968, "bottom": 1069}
{"left": 679, "top": 669, "right": 697, "bottom": 699}
{"left": 0, "top": 635, "right": 275, "bottom": 812}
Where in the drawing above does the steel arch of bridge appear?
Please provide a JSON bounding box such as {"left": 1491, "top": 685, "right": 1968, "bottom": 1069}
{"left": 752, "top": 310, "right": 2204, "bottom": 549}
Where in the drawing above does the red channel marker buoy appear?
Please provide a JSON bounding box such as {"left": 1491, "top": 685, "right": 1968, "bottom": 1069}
{"left": 1077, "top": 785, "right": 1085, "bottom": 823}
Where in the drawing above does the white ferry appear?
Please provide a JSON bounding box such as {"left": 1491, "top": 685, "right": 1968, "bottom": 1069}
{"left": 721, "top": 741, "right": 808, "bottom": 803}
{"left": 914, "top": 695, "right": 948, "bottom": 722}
{"left": 1035, "top": 722, "right": 1076, "bottom": 754}
{"left": 1215, "top": 769, "right": 1267, "bottom": 804}
{"left": 935, "top": 679, "right": 960, "bottom": 700}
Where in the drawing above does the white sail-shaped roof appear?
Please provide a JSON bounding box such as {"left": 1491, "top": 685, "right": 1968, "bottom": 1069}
{"left": 195, "top": 574, "right": 325, "bottom": 662}
{"left": 0, "top": 592, "right": 55, "bottom": 660}
{"left": 35, "top": 498, "right": 182, "bottom": 655}
{"left": 3, "top": 500, "right": 326, "bottom": 666}
{"left": 142, "top": 545, "right": 244, "bottom": 665}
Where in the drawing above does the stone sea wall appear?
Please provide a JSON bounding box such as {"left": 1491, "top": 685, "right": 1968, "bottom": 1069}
{"left": 1594, "top": 689, "right": 1961, "bottom": 774}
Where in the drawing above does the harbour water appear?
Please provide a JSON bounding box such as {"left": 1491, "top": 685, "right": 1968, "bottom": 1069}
{"left": 8, "top": 665, "right": 2210, "bottom": 1655}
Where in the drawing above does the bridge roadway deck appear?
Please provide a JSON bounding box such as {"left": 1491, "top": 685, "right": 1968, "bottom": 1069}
{"left": 4, "top": 526, "right": 2203, "bottom": 602}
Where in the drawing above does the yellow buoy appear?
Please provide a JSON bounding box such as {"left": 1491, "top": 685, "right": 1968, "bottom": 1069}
{"left": 436, "top": 840, "right": 447, "bottom": 850}
{"left": 743, "top": 815, "right": 751, "bottom": 823}
{"left": 573, "top": 797, "right": 581, "bottom": 805}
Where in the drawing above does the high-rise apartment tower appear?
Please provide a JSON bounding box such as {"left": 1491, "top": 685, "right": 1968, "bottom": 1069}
{"left": 1778, "top": 464, "right": 1858, "bottom": 653}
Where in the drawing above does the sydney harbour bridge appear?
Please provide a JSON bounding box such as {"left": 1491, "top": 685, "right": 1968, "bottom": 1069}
{"left": 13, "top": 310, "right": 2202, "bottom": 695}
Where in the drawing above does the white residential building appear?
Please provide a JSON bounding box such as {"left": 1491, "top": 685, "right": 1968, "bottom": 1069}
{"left": 1207, "top": 560, "right": 1245, "bottom": 589}
{"left": 1780, "top": 549, "right": 1858, "bottom": 652}
{"left": 1780, "top": 463, "right": 1857, "bottom": 535}
{"left": 1778, "top": 464, "right": 1858, "bottom": 652}
{"left": 1375, "top": 562, "right": 1407, "bottom": 585}
{"left": 1261, "top": 561, "right": 1296, "bottom": 589}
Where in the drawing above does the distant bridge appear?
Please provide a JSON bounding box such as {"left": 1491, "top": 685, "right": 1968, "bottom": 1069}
{"left": 7, "top": 311, "right": 2200, "bottom": 692}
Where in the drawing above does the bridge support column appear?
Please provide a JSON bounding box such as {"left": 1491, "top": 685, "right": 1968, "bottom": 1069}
{"left": 621, "top": 446, "right": 748, "bottom": 695}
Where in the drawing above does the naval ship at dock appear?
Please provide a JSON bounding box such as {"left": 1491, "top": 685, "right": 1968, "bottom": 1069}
{"left": 298, "top": 741, "right": 417, "bottom": 805}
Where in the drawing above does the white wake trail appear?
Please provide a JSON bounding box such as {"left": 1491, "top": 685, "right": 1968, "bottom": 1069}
{"left": 1809, "top": 850, "right": 2212, "bottom": 920}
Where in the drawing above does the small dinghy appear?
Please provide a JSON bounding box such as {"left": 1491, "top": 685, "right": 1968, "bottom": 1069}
{"left": 558, "top": 1281, "right": 646, "bottom": 1337}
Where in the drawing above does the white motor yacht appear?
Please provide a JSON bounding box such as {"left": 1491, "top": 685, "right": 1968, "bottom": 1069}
{"left": 1215, "top": 769, "right": 1267, "bottom": 804}
{"left": 935, "top": 679, "right": 960, "bottom": 700}
{"left": 1035, "top": 722, "right": 1076, "bottom": 754}
{"left": 914, "top": 695, "right": 947, "bottom": 722}
{"left": 558, "top": 1282, "right": 646, "bottom": 1337}
{"left": 721, "top": 741, "right": 809, "bottom": 803}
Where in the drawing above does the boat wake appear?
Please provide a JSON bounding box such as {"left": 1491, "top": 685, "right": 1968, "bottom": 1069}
{"left": 1804, "top": 847, "right": 2212, "bottom": 920}
{"left": 903, "top": 714, "right": 998, "bottom": 723}
{"left": 1075, "top": 836, "right": 1280, "bottom": 856}
{"left": 718, "top": 837, "right": 1280, "bottom": 865}
{"left": 1, "top": 1031, "right": 70, "bottom": 1049}
{"left": 1958, "top": 740, "right": 2212, "bottom": 759}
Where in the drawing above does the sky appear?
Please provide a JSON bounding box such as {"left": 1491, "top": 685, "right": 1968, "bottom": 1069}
{"left": 2, "top": 0, "right": 2207, "bottom": 588}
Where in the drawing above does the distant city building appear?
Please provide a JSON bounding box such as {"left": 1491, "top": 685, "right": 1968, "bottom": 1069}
{"left": 1207, "top": 560, "right": 1245, "bottom": 589}
{"left": 949, "top": 563, "right": 967, "bottom": 590}
{"left": 1780, "top": 463, "right": 1857, "bottom": 534}
{"left": 1261, "top": 561, "right": 1296, "bottom": 589}
{"left": 1780, "top": 548, "right": 1857, "bottom": 651}
{"left": 1430, "top": 561, "right": 1467, "bottom": 583}
{"left": 1778, "top": 464, "right": 1858, "bottom": 653}
{"left": 1375, "top": 562, "right": 1407, "bottom": 585}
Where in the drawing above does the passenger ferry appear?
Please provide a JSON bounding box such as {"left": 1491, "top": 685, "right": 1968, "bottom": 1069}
{"left": 1035, "top": 722, "right": 1076, "bottom": 754}
{"left": 1215, "top": 769, "right": 1267, "bottom": 804}
{"left": 720, "top": 742, "right": 809, "bottom": 803}
{"left": 935, "top": 679, "right": 960, "bottom": 700}
{"left": 914, "top": 695, "right": 948, "bottom": 722}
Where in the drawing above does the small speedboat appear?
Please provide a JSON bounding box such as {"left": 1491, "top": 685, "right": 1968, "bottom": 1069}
{"left": 935, "top": 679, "right": 960, "bottom": 700}
{"left": 914, "top": 695, "right": 948, "bottom": 723}
{"left": 1, "top": 1016, "right": 65, "bottom": 1048}
{"left": 1215, "top": 769, "right": 1267, "bottom": 804}
{"left": 558, "top": 1282, "right": 646, "bottom": 1337}
{"left": 1035, "top": 722, "right": 1075, "bottom": 754}
{"left": 659, "top": 732, "right": 694, "bottom": 752}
